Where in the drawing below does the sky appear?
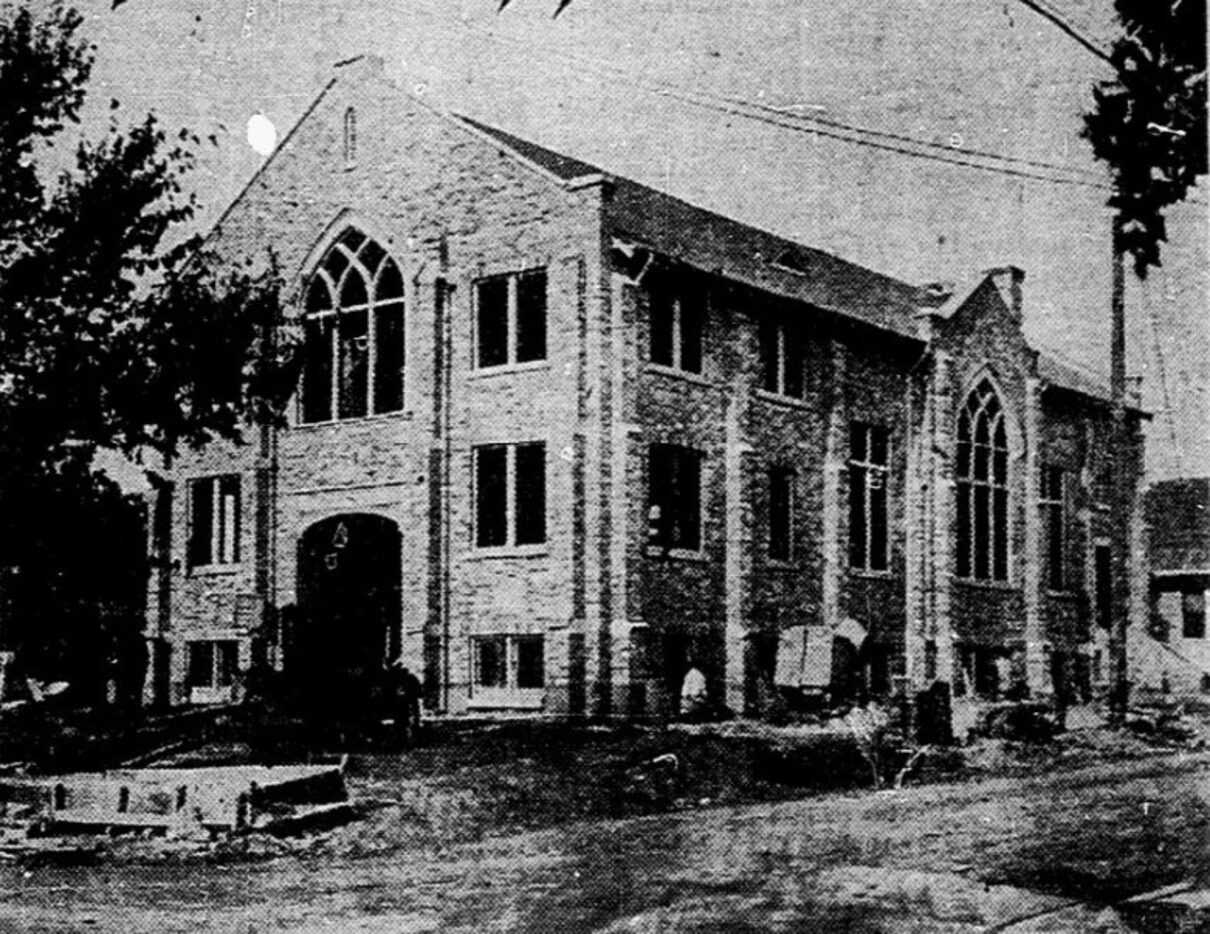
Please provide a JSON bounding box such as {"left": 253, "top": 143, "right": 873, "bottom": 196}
{"left": 58, "top": 0, "right": 1209, "bottom": 481}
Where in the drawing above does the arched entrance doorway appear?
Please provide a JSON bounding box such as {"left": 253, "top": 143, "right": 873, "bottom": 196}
{"left": 292, "top": 514, "right": 402, "bottom": 719}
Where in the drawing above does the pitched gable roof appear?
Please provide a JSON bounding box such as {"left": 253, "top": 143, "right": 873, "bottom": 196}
{"left": 1037, "top": 353, "right": 1113, "bottom": 404}
{"left": 457, "top": 117, "right": 602, "bottom": 183}
{"left": 1036, "top": 351, "right": 1147, "bottom": 413}
{"left": 229, "top": 65, "right": 1132, "bottom": 403}
{"left": 605, "top": 176, "right": 926, "bottom": 339}
{"left": 450, "top": 115, "right": 926, "bottom": 339}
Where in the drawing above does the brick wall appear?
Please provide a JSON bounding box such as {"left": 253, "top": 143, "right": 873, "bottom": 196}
{"left": 155, "top": 61, "right": 606, "bottom": 713}
{"left": 149, "top": 61, "right": 1146, "bottom": 719}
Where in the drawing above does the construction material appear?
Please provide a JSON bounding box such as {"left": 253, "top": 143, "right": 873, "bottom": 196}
{"left": 0, "top": 762, "right": 350, "bottom": 840}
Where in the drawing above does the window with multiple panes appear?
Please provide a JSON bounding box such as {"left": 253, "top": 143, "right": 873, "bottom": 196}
{"left": 188, "top": 475, "right": 240, "bottom": 568}
{"left": 768, "top": 467, "right": 795, "bottom": 561}
{"left": 758, "top": 320, "right": 805, "bottom": 399}
{"left": 849, "top": 424, "right": 889, "bottom": 572}
{"left": 475, "top": 269, "right": 547, "bottom": 368}
{"left": 648, "top": 279, "right": 704, "bottom": 374}
{"left": 1040, "top": 465, "right": 1066, "bottom": 590}
{"left": 648, "top": 444, "right": 703, "bottom": 552}
{"left": 956, "top": 644, "right": 1010, "bottom": 699}
{"left": 474, "top": 442, "right": 546, "bottom": 548}
{"left": 1182, "top": 590, "right": 1206, "bottom": 639}
{"left": 470, "top": 634, "right": 545, "bottom": 697}
{"left": 185, "top": 641, "right": 238, "bottom": 689}
{"left": 956, "top": 380, "right": 1009, "bottom": 581}
{"left": 300, "top": 228, "right": 405, "bottom": 423}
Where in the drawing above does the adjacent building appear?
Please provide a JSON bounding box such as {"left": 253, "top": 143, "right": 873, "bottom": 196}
{"left": 1134, "top": 478, "right": 1210, "bottom": 696}
{"left": 143, "top": 57, "right": 1147, "bottom": 718}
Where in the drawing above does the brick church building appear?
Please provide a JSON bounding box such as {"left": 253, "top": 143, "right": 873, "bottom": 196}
{"left": 144, "top": 57, "right": 1147, "bottom": 718}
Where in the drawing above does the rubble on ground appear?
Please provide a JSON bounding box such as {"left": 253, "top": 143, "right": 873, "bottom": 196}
{"left": 1124, "top": 702, "right": 1207, "bottom": 748}
{"left": 0, "top": 760, "right": 357, "bottom": 863}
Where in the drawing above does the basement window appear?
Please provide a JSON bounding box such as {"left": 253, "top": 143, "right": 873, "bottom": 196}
{"left": 955, "top": 644, "right": 1010, "bottom": 700}
{"left": 1183, "top": 591, "right": 1206, "bottom": 640}
{"left": 470, "top": 634, "right": 545, "bottom": 707}
{"left": 186, "top": 640, "right": 238, "bottom": 704}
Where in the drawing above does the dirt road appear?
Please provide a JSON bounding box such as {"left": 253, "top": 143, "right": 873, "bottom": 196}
{"left": 1, "top": 751, "right": 1206, "bottom": 932}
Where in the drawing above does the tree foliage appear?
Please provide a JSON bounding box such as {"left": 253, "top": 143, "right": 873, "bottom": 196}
{"left": 0, "top": 3, "right": 292, "bottom": 674}
{"left": 1083, "top": 0, "right": 1207, "bottom": 276}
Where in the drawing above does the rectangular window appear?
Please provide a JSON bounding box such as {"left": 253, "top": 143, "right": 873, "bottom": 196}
{"left": 758, "top": 320, "right": 805, "bottom": 399}
{"left": 186, "top": 641, "right": 238, "bottom": 689}
{"left": 768, "top": 468, "right": 794, "bottom": 561}
{"left": 474, "top": 442, "right": 547, "bottom": 548}
{"left": 475, "top": 269, "right": 548, "bottom": 368}
{"left": 474, "top": 445, "right": 508, "bottom": 548}
{"left": 957, "top": 645, "right": 1004, "bottom": 699}
{"left": 472, "top": 635, "right": 508, "bottom": 689}
{"left": 302, "top": 317, "right": 334, "bottom": 423}
{"left": 515, "top": 270, "right": 547, "bottom": 363}
{"left": 186, "top": 641, "right": 213, "bottom": 689}
{"left": 1041, "top": 466, "right": 1066, "bottom": 590}
{"left": 849, "top": 424, "right": 889, "bottom": 571}
{"left": 1094, "top": 544, "right": 1112, "bottom": 630}
{"left": 374, "top": 304, "right": 405, "bottom": 413}
{"left": 515, "top": 635, "right": 545, "bottom": 689}
{"left": 471, "top": 634, "right": 546, "bottom": 700}
{"left": 648, "top": 444, "right": 703, "bottom": 552}
{"left": 1182, "top": 590, "right": 1206, "bottom": 639}
{"left": 514, "top": 442, "right": 547, "bottom": 546}
{"left": 188, "top": 475, "right": 240, "bottom": 568}
{"left": 648, "top": 279, "right": 704, "bottom": 374}
{"left": 476, "top": 278, "right": 509, "bottom": 368}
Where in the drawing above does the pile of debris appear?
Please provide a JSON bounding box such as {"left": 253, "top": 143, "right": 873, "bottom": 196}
{"left": 0, "top": 760, "right": 357, "bottom": 864}
{"left": 1124, "top": 701, "right": 1207, "bottom": 748}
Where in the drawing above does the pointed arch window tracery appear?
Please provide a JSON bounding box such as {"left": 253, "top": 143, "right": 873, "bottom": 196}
{"left": 300, "top": 228, "right": 404, "bottom": 423}
{"left": 956, "top": 379, "right": 1009, "bottom": 581}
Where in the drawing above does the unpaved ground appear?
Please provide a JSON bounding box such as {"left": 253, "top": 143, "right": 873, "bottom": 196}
{"left": 147, "top": 719, "right": 1193, "bottom": 859}
{"left": 0, "top": 747, "right": 1205, "bottom": 932}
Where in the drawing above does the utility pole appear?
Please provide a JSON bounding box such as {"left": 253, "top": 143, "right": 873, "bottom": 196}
{"left": 1108, "top": 218, "right": 1131, "bottom": 721}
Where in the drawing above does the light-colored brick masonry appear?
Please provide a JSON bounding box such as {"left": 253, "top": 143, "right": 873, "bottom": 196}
{"left": 145, "top": 57, "right": 1146, "bottom": 719}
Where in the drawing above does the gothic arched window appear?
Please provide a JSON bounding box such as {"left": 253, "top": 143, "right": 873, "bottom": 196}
{"left": 956, "top": 379, "right": 1009, "bottom": 581}
{"left": 300, "top": 228, "right": 404, "bottom": 423}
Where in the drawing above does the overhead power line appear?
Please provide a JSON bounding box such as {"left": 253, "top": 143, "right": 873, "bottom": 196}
{"left": 1012, "top": 0, "right": 1115, "bottom": 64}
{"left": 468, "top": 21, "right": 1112, "bottom": 192}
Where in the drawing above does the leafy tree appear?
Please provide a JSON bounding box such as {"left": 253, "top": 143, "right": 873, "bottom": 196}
{"left": 1083, "top": 1, "right": 1204, "bottom": 277}
{"left": 0, "top": 3, "right": 292, "bottom": 686}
